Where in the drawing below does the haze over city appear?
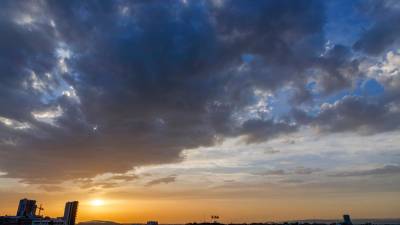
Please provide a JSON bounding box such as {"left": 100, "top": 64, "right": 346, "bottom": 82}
{"left": 0, "top": 0, "right": 400, "bottom": 224}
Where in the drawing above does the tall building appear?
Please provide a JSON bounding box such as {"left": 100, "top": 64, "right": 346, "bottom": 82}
{"left": 343, "top": 214, "right": 353, "bottom": 225}
{"left": 63, "top": 201, "right": 78, "bottom": 225}
{"left": 16, "top": 199, "right": 37, "bottom": 217}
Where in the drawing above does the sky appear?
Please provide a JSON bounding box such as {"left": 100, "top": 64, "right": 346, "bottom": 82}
{"left": 0, "top": 0, "right": 400, "bottom": 223}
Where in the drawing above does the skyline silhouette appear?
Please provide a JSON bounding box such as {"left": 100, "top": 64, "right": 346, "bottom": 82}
{"left": 2, "top": 198, "right": 400, "bottom": 225}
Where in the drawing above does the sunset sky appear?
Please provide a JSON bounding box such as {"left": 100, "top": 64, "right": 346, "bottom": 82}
{"left": 1, "top": 0, "right": 400, "bottom": 223}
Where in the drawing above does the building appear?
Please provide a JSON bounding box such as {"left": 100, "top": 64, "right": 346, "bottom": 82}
{"left": 0, "top": 199, "right": 78, "bottom": 225}
{"left": 16, "top": 199, "right": 37, "bottom": 218}
{"left": 32, "top": 218, "right": 64, "bottom": 225}
{"left": 343, "top": 215, "right": 353, "bottom": 225}
{"left": 0, "top": 216, "right": 32, "bottom": 225}
{"left": 63, "top": 201, "right": 78, "bottom": 225}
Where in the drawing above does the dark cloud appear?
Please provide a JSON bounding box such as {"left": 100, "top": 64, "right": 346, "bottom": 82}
{"left": 293, "top": 95, "right": 400, "bottom": 134}
{"left": 0, "top": 0, "right": 398, "bottom": 184}
{"left": 353, "top": 1, "right": 400, "bottom": 55}
{"left": 0, "top": 0, "right": 327, "bottom": 183}
{"left": 146, "top": 175, "right": 176, "bottom": 187}
{"left": 315, "top": 45, "right": 360, "bottom": 94}
{"left": 240, "top": 119, "right": 297, "bottom": 143}
{"left": 330, "top": 165, "right": 400, "bottom": 177}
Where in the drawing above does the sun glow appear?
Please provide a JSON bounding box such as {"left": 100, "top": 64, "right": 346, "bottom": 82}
{"left": 90, "top": 199, "right": 105, "bottom": 206}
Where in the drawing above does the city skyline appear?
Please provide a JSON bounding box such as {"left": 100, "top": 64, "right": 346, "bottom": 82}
{"left": 1, "top": 0, "right": 400, "bottom": 223}
{"left": 1, "top": 198, "right": 399, "bottom": 224}
{"left": 1, "top": 198, "right": 77, "bottom": 225}
{"left": 5, "top": 198, "right": 395, "bottom": 225}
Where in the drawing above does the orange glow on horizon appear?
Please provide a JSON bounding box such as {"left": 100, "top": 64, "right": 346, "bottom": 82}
{"left": 1, "top": 193, "right": 399, "bottom": 224}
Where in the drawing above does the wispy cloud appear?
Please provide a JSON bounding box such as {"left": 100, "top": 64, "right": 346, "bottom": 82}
{"left": 146, "top": 176, "right": 177, "bottom": 187}
{"left": 330, "top": 165, "right": 400, "bottom": 177}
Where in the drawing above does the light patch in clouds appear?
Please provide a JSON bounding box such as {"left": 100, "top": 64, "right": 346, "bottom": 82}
{"left": 58, "top": 58, "right": 68, "bottom": 73}
{"left": 56, "top": 47, "right": 71, "bottom": 59}
{"left": 381, "top": 50, "right": 400, "bottom": 77}
{"left": 119, "top": 6, "right": 130, "bottom": 16}
{"left": 14, "top": 14, "right": 34, "bottom": 25}
{"left": 28, "top": 71, "right": 47, "bottom": 93}
{"left": 232, "top": 88, "right": 273, "bottom": 124}
{"left": 49, "top": 19, "right": 56, "bottom": 28}
{"left": 32, "top": 106, "right": 63, "bottom": 126}
{"left": 56, "top": 47, "right": 72, "bottom": 73}
{"left": 0, "top": 138, "right": 18, "bottom": 146}
{"left": 0, "top": 116, "right": 30, "bottom": 130}
{"left": 21, "top": 46, "right": 80, "bottom": 105}
{"left": 62, "top": 86, "right": 80, "bottom": 103}
{"left": 365, "top": 50, "right": 400, "bottom": 78}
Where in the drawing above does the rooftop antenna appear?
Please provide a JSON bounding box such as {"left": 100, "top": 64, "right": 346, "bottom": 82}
{"left": 38, "top": 204, "right": 44, "bottom": 217}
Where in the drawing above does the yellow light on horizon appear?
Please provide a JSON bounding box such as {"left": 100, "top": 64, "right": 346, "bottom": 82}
{"left": 90, "top": 199, "right": 105, "bottom": 207}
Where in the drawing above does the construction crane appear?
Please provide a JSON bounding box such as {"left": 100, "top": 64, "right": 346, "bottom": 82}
{"left": 37, "top": 204, "right": 44, "bottom": 217}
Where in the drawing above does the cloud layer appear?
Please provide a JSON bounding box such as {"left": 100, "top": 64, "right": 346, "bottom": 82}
{"left": 0, "top": 0, "right": 399, "bottom": 184}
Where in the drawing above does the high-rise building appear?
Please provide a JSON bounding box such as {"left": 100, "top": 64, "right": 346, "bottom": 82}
{"left": 63, "top": 201, "right": 78, "bottom": 225}
{"left": 343, "top": 214, "right": 353, "bottom": 225}
{"left": 16, "top": 199, "right": 37, "bottom": 217}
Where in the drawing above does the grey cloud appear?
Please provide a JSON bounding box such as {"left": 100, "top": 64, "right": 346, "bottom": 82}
{"left": 293, "top": 95, "right": 400, "bottom": 134}
{"left": 330, "top": 165, "right": 400, "bottom": 177}
{"left": 146, "top": 175, "right": 176, "bottom": 187}
{"left": 315, "top": 45, "right": 360, "bottom": 94}
{"left": 263, "top": 147, "right": 280, "bottom": 154}
{"left": 255, "top": 167, "right": 322, "bottom": 176}
{"left": 240, "top": 119, "right": 298, "bottom": 143}
{"left": 353, "top": 1, "right": 400, "bottom": 55}
{"left": 255, "top": 169, "right": 286, "bottom": 176}
{"left": 293, "top": 167, "right": 323, "bottom": 175}
{"left": 281, "top": 178, "right": 306, "bottom": 184}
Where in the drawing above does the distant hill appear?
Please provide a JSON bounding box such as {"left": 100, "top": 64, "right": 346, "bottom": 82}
{"left": 78, "top": 220, "right": 123, "bottom": 225}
